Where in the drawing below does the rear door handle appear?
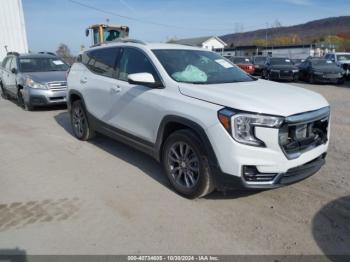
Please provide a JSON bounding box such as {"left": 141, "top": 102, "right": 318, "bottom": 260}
{"left": 110, "top": 86, "right": 121, "bottom": 94}
{"left": 80, "top": 77, "right": 87, "bottom": 84}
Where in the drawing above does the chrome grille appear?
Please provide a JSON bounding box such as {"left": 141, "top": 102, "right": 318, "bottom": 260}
{"left": 47, "top": 81, "right": 67, "bottom": 91}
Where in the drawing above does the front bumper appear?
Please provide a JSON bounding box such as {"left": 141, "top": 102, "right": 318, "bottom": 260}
{"left": 206, "top": 109, "right": 330, "bottom": 191}
{"left": 213, "top": 153, "right": 326, "bottom": 190}
{"left": 269, "top": 70, "right": 298, "bottom": 81}
{"left": 23, "top": 86, "right": 67, "bottom": 106}
{"left": 313, "top": 73, "right": 343, "bottom": 83}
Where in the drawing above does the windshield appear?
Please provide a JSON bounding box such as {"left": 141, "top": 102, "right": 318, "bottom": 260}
{"left": 254, "top": 57, "right": 266, "bottom": 64}
{"left": 153, "top": 49, "right": 254, "bottom": 84}
{"left": 19, "top": 58, "right": 69, "bottom": 73}
{"left": 337, "top": 54, "right": 350, "bottom": 61}
{"left": 311, "top": 59, "right": 334, "bottom": 66}
{"left": 232, "top": 57, "right": 251, "bottom": 64}
{"left": 270, "top": 58, "right": 292, "bottom": 65}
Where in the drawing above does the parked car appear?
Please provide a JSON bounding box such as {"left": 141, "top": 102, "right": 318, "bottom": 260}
{"left": 230, "top": 56, "right": 255, "bottom": 74}
{"left": 252, "top": 56, "right": 267, "bottom": 76}
{"left": 0, "top": 52, "right": 69, "bottom": 110}
{"left": 67, "top": 40, "right": 330, "bottom": 198}
{"left": 291, "top": 58, "right": 305, "bottom": 67}
{"left": 324, "top": 52, "right": 350, "bottom": 78}
{"left": 298, "top": 58, "right": 345, "bottom": 84}
{"left": 262, "top": 57, "right": 299, "bottom": 81}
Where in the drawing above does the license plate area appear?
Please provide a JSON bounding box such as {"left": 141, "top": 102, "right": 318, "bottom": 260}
{"left": 279, "top": 117, "right": 329, "bottom": 159}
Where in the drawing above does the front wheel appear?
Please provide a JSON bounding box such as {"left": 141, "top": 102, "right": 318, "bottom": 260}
{"left": 162, "top": 129, "right": 214, "bottom": 199}
{"left": 70, "top": 100, "right": 95, "bottom": 141}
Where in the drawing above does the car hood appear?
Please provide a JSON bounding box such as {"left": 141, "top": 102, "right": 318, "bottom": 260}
{"left": 338, "top": 60, "right": 350, "bottom": 64}
{"left": 270, "top": 65, "right": 298, "bottom": 70}
{"left": 178, "top": 79, "right": 329, "bottom": 117}
{"left": 22, "top": 71, "right": 67, "bottom": 84}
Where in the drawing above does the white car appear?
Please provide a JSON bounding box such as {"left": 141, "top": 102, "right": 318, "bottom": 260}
{"left": 67, "top": 40, "right": 330, "bottom": 198}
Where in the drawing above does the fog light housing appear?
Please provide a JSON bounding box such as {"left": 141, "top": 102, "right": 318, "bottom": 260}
{"left": 242, "top": 166, "right": 277, "bottom": 182}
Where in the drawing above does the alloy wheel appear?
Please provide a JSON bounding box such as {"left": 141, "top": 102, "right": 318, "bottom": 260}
{"left": 72, "top": 105, "right": 86, "bottom": 138}
{"left": 167, "top": 142, "right": 200, "bottom": 189}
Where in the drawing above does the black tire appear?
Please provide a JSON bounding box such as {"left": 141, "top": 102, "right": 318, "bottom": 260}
{"left": 337, "top": 78, "right": 345, "bottom": 85}
{"left": 0, "top": 82, "right": 9, "bottom": 100}
{"left": 70, "top": 100, "right": 95, "bottom": 141}
{"left": 17, "top": 88, "right": 26, "bottom": 109}
{"left": 309, "top": 73, "right": 315, "bottom": 84}
{"left": 162, "top": 129, "right": 214, "bottom": 199}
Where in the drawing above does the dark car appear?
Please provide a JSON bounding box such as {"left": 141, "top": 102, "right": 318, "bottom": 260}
{"left": 252, "top": 56, "right": 267, "bottom": 76}
{"left": 262, "top": 57, "right": 299, "bottom": 81}
{"left": 230, "top": 56, "right": 255, "bottom": 74}
{"left": 298, "top": 58, "right": 345, "bottom": 85}
{"left": 292, "top": 58, "right": 305, "bottom": 67}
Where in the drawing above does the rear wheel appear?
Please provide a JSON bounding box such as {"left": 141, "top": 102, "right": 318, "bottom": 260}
{"left": 308, "top": 73, "right": 315, "bottom": 84}
{"left": 70, "top": 100, "right": 95, "bottom": 141}
{"left": 162, "top": 129, "right": 214, "bottom": 199}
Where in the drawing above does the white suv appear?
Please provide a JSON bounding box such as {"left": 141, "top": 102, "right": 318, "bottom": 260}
{"left": 67, "top": 40, "right": 330, "bottom": 198}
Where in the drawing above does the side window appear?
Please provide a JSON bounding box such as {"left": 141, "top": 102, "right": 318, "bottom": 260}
{"left": 5, "top": 57, "right": 13, "bottom": 71}
{"left": 118, "top": 48, "right": 159, "bottom": 82}
{"left": 10, "top": 57, "right": 18, "bottom": 70}
{"left": 84, "top": 47, "right": 119, "bottom": 78}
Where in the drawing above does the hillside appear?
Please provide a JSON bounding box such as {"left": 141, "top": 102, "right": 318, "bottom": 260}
{"left": 221, "top": 16, "right": 350, "bottom": 47}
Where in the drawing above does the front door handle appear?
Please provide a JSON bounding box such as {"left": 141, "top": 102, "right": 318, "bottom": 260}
{"left": 110, "top": 86, "right": 121, "bottom": 94}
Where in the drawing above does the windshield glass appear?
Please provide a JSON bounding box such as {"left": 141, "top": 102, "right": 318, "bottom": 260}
{"left": 311, "top": 59, "right": 334, "bottom": 66}
{"left": 232, "top": 57, "right": 251, "bottom": 64}
{"left": 337, "top": 54, "right": 350, "bottom": 61}
{"left": 153, "top": 49, "right": 254, "bottom": 84}
{"left": 19, "top": 58, "right": 69, "bottom": 73}
{"left": 254, "top": 57, "right": 266, "bottom": 64}
{"left": 270, "top": 58, "right": 292, "bottom": 65}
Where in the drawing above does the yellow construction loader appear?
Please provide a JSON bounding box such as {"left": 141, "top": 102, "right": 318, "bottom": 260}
{"left": 85, "top": 24, "right": 130, "bottom": 46}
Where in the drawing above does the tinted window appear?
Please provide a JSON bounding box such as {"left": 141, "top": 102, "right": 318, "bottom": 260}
{"left": 118, "top": 48, "right": 159, "bottom": 82}
{"left": 153, "top": 49, "right": 253, "bottom": 84}
{"left": 232, "top": 57, "right": 250, "bottom": 64}
{"left": 84, "top": 47, "right": 119, "bottom": 78}
{"left": 254, "top": 57, "right": 266, "bottom": 64}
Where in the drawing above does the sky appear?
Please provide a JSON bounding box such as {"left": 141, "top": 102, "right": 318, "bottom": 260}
{"left": 22, "top": 0, "right": 349, "bottom": 54}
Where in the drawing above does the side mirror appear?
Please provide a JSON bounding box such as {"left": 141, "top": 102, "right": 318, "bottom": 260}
{"left": 128, "top": 73, "right": 162, "bottom": 88}
{"left": 85, "top": 29, "right": 90, "bottom": 37}
{"left": 11, "top": 68, "right": 17, "bottom": 74}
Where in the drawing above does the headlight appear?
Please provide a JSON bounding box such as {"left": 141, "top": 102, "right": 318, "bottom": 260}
{"left": 292, "top": 69, "right": 299, "bottom": 73}
{"left": 218, "top": 109, "right": 284, "bottom": 147}
{"left": 313, "top": 71, "right": 323, "bottom": 75}
{"left": 26, "top": 78, "right": 48, "bottom": 89}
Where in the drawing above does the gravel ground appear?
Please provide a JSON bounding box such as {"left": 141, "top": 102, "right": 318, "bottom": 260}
{"left": 0, "top": 81, "right": 349, "bottom": 257}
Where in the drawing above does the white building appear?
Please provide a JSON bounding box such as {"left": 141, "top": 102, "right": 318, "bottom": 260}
{"left": 0, "top": 0, "right": 28, "bottom": 61}
{"left": 171, "top": 36, "right": 227, "bottom": 51}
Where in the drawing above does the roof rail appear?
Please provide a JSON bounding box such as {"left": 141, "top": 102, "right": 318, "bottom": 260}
{"left": 7, "top": 52, "right": 20, "bottom": 56}
{"left": 38, "top": 51, "right": 57, "bottom": 56}
{"left": 92, "top": 38, "right": 147, "bottom": 48}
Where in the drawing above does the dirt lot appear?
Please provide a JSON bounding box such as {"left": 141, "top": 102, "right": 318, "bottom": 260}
{"left": 0, "top": 81, "right": 349, "bottom": 256}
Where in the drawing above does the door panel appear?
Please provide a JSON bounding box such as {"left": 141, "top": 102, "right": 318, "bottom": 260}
{"left": 105, "top": 47, "right": 163, "bottom": 143}
{"left": 8, "top": 58, "right": 18, "bottom": 94}
{"left": 80, "top": 47, "right": 120, "bottom": 120}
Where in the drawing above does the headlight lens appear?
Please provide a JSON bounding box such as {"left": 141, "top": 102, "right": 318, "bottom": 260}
{"left": 218, "top": 109, "right": 284, "bottom": 147}
{"left": 26, "top": 78, "right": 48, "bottom": 89}
{"left": 292, "top": 69, "right": 299, "bottom": 73}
